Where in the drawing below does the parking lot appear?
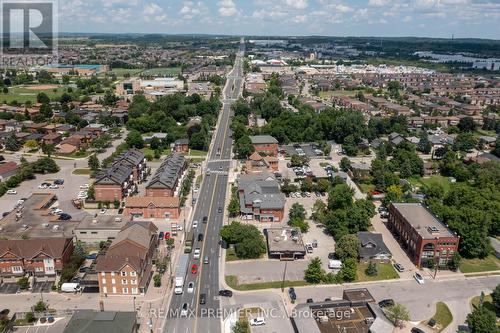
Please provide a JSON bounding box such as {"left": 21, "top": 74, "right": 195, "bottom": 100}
{"left": 279, "top": 143, "right": 326, "bottom": 158}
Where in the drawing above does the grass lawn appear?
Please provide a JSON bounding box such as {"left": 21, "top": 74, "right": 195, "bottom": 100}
{"left": 188, "top": 149, "right": 207, "bottom": 157}
{"left": 429, "top": 302, "right": 453, "bottom": 332}
{"left": 225, "top": 275, "right": 309, "bottom": 291}
{"left": 141, "top": 67, "right": 182, "bottom": 76}
{"left": 58, "top": 150, "right": 92, "bottom": 159}
{"left": 225, "top": 248, "right": 239, "bottom": 262}
{"left": 356, "top": 263, "right": 399, "bottom": 282}
{"left": 140, "top": 147, "right": 170, "bottom": 160}
{"left": 0, "top": 85, "right": 68, "bottom": 104}
{"left": 72, "top": 168, "right": 92, "bottom": 175}
{"left": 107, "top": 68, "right": 143, "bottom": 78}
{"left": 358, "top": 183, "right": 375, "bottom": 194}
{"left": 460, "top": 254, "right": 500, "bottom": 273}
{"left": 409, "top": 175, "right": 453, "bottom": 194}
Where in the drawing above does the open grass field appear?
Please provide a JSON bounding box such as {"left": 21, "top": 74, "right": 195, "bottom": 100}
{"left": 141, "top": 67, "right": 182, "bottom": 76}
{"left": 460, "top": 254, "right": 500, "bottom": 273}
{"left": 356, "top": 263, "right": 399, "bottom": 282}
{"left": 409, "top": 175, "right": 453, "bottom": 193}
{"left": 225, "top": 275, "right": 309, "bottom": 291}
{"left": 107, "top": 68, "right": 144, "bottom": 78}
{"left": 0, "top": 85, "right": 68, "bottom": 103}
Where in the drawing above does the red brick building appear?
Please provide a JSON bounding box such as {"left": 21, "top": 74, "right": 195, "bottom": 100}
{"left": 123, "top": 197, "right": 180, "bottom": 219}
{"left": 0, "top": 238, "right": 74, "bottom": 277}
{"left": 173, "top": 139, "right": 189, "bottom": 153}
{"left": 245, "top": 151, "right": 278, "bottom": 173}
{"left": 249, "top": 135, "right": 279, "bottom": 157}
{"left": 388, "top": 203, "right": 459, "bottom": 268}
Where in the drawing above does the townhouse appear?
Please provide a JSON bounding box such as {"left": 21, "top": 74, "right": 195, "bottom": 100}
{"left": 146, "top": 153, "right": 186, "bottom": 197}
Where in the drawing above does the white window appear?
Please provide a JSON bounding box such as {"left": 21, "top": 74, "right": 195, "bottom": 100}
{"left": 131, "top": 279, "right": 137, "bottom": 285}
{"left": 131, "top": 288, "right": 138, "bottom": 294}
{"left": 111, "top": 272, "right": 115, "bottom": 276}
{"left": 103, "top": 287, "right": 107, "bottom": 294}
{"left": 130, "top": 271, "right": 137, "bottom": 277}
{"left": 122, "top": 279, "right": 127, "bottom": 285}
{"left": 101, "top": 278, "right": 106, "bottom": 284}
{"left": 12, "top": 266, "right": 23, "bottom": 273}
{"left": 35, "top": 267, "right": 44, "bottom": 272}
{"left": 122, "top": 287, "right": 128, "bottom": 294}
{"left": 111, "top": 279, "right": 116, "bottom": 284}
{"left": 112, "top": 287, "right": 116, "bottom": 294}
{"left": 101, "top": 272, "right": 105, "bottom": 276}
{"left": 121, "top": 271, "right": 127, "bottom": 277}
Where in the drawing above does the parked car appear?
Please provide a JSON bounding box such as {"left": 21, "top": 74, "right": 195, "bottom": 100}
{"left": 54, "top": 179, "right": 64, "bottom": 185}
{"left": 378, "top": 299, "right": 395, "bottom": 308}
{"left": 158, "top": 232, "right": 164, "bottom": 240}
{"left": 414, "top": 272, "right": 425, "bottom": 284}
{"left": 49, "top": 184, "right": 59, "bottom": 189}
{"left": 219, "top": 289, "right": 233, "bottom": 297}
{"left": 394, "top": 263, "right": 405, "bottom": 272}
{"left": 411, "top": 328, "right": 426, "bottom": 333}
{"left": 328, "top": 252, "right": 336, "bottom": 260}
{"left": 165, "top": 232, "right": 170, "bottom": 239}
{"left": 306, "top": 298, "right": 314, "bottom": 303}
{"left": 6, "top": 190, "right": 17, "bottom": 195}
{"left": 187, "top": 282, "right": 194, "bottom": 293}
{"left": 100, "top": 209, "right": 107, "bottom": 214}
{"left": 59, "top": 213, "right": 72, "bottom": 221}
{"left": 288, "top": 287, "right": 297, "bottom": 301}
{"left": 250, "top": 317, "right": 266, "bottom": 326}
{"left": 199, "top": 293, "right": 206, "bottom": 305}
{"left": 191, "top": 264, "right": 198, "bottom": 274}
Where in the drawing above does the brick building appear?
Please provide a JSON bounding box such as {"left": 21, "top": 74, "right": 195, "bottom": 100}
{"left": 173, "top": 138, "right": 189, "bottom": 153}
{"left": 388, "top": 203, "right": 459, "bottom": 268}
{"left": 249, "top": 135, "right": 279, "bottom": 157}
{"left": 146, "top": 153, "right": 186, "bottom": 197}
{"left": 245, "top": 151, "right": 278, "bottom": 173}
{"left": 95, "top": 222, "right": 157, "bottom": 296}
{"left": 123, "top": 197, "right": 180, "bottom": 219}
{"left": 0, "top": 238, "right": 74, "bottom": 277}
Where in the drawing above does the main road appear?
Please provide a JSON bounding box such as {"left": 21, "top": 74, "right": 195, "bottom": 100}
{"left": 163, "top": 40, "right": 244, "bottom": 333}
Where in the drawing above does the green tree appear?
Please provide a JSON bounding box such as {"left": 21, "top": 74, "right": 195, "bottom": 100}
{"left": 336, "top": 234, "right": 359, "bottom": 261}
{"left": 453, "top": 133, "right": 476, "bottom": 152}
{"left": 34, "top": 300, "right": 47, "bottom": 312}
{"left": 233, "top": 319, "right": 250, "bottom": 333}
{"left": 338, "top": 258, "right": 357, "bottom": 282}
{"left": 5, "top": 134, "right": 20, "bottom": 151}
{"left": 125, "top": 130, "right": 144, "bottom": 149}
{"left": 328, "top": 183, "right": 354, "bottom": 210}
{"left": 17, "top": 277, "right": 29, "bottom": 289}
{"left": 466, "top": 306, "right": 498, "bottom": 333}
{"left": 40, "top": 103, "right": 53, "bottom": 119}
{"left": 340, "top": 157, "right": 351, "bottom": 172}
{"left": 153, "top": 274, "right": 161, "bottom": 287}
{"left": 291, "top": 218, "right": 310, "bottom": 233}
{"left": 235, "top": 236, "right": 266, "bottom": 259}
{"left": 458, "top": 116, "right": 476, "bottom": 132}
{"left": 289, "top": 203, "right": 306, "bottom": 221}
{"left": 385, "top": 303, "right": 411, "bottom": 326}
{"left": 24, "top": 139, "right": 38, "bottom": 151}
{"left": 304, "top": 257, "right": 325, "bottom": 284}
{"left": 88, "top": 154, "right": 100, "bottom": 171}
{"left": 491, "top": 284, "right": 500, "bottom": 311}
{"left": 41, "top": 143, "right": 56, "bottom": 157}
{"left": 365, "top": 262, "right": 378, "bottom": 276}
{"left": 228, "top": 197, "right": 240, "bottom": 217}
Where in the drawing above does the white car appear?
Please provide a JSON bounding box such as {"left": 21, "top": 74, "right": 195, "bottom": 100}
{"left": 78, "top": 194, "right": 88, "bottom": 199}
{"left": 187, "top": 282, "right": 194, "bottom": 293}
{"left": 80, "top": 184, "right": 89, "bottom": 189}
{"left": 250, "top": 317, "right": 266, "bottom": 326}
{"left": 193, "top": 248, "right": 201, "bottom": 259}
{"left": 6, "top": 190, "right": 17, "bottom": 195}
{"left": 38, "top": 185, "right": 47, "bottom": 189}
{"left": 414, "top": 272, "right": 425, "bottom": 284}
{"left": 49, "top": 184, "right": 59, "bottom": 189}
{"left": 192, "top": 221, "right": 198, "bottom": 229}
{"left": 51, "top": 208, "right": 63, "bottom": 214}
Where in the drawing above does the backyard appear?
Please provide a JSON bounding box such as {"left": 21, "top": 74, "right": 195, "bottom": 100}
{"left": 356, "top": 263, "right": 399, "bottom": 282}
{"left": 409, "top": 175, "right": 453, "bottom": 194}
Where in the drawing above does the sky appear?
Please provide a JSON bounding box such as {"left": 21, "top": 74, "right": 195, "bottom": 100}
{"left": 59, "top": 0, "right": 500, "bottom": 39}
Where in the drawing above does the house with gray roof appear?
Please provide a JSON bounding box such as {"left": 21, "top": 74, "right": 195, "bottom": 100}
{"left": 237, "top": 173, "right": 285, "bottom": 222}
{"left": 358, "top": 232, "right": 392, "bottom": 263}
{"left": 146, "top": 153, "right": 186, "bottom": 197}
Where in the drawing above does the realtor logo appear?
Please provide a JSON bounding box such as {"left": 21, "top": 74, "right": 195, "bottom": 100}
{"left": 0, "top": 0, "right": 57, "bottom": 66}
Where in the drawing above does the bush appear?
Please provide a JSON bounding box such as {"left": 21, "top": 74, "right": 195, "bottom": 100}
{"left": 25, "top": 312, "right": 35, "bottom": 323}
{"left": 17, "top": 277, "right": 29, "bottom": 290}
{"left": 153, "top": 274, "right": 161, "bottom": 287}
{"left": 365, "top": 262, "right": 378, "bottom": 276}
{"left": 34, "top": 300, "right": 47, "bottom": 312}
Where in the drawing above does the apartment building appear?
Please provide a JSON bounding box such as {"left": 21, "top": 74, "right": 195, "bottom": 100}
{"left": 95, "top": 222, "right": 157, "bottom": 296}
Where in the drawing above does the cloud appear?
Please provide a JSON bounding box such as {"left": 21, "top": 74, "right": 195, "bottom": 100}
{"left": 179, "top": 1, "right": 203, "bottom": 20}
{"left": 142, "top": 3, "right": 168, "bottom": 23}
{"left": 218, "top": 0, "right": 238, "bottom": 17}
{"left": 402, "top": 15, "right": 412, "bottom": 22}
{"left": 284, "top": 0, "right": 308, "bottom": 10}
{"left": 368, "top": 0, "right": 391, "bottom": 6}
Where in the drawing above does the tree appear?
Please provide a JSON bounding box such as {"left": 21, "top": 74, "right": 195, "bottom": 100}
{"left": 458, "top": 116, "right": 476, "bottom": 132}
{"left": 153, "top": 274, "right": 161, "bottom": 287}
{"left": 291, "top": 218, "right": 310, "bottom": 233}
{"left": 24, "top": 139, "right": 38, "bottom": 151}
{"left": 316, "top": 178, "right": 330, "bottom": 193}
{"left": 448, "top": 252, "right": 461, "bottom": 271}
{"left": 289, "top": 203, "right": 306, "bottom": 221}
{"left": 41, "top": 143, "right": 56, "bottom": 157}
{"left": 417, "top": 132, "right": 432, "bottom": 154}
{"left": 220, "top": 222, "right": 266, "bottom": 259}
{"left": 17, "top": 277, "right": 29, "bottom": 290}
{"left": 304, "top": 257, "right": 325, "bottom": 283}
{"left": 36, "top": 92, "right": 50, "bottom": 104}
{"left": 491, "top": 284, "right": 500, "bottom": 312}
{"left": 453, "top": 133, "right": 476, "bottom": 152}
{"left": 235, "top": 236, "right": 266, "bottom": 259}
{"left": 125, "top": 130, "right": 144, "bottom": 149}
{"left": 39, "top": 103, "right": 53, "bottom": 119}
{"left": 88, "top": 154, "right": 100, "bottom": 171}
{"left": 336, "top": 234, "right": 359, "bottom": 261}
{"left": 340, "top": 157, "right": 351, "bottom": 172}
{"left": 385, "top": 303, "right": 411, "bottom": 326}
{"left": 228, "top": 197, "right": 240, "bottom": 217}
{"left": 338, "top": 258, "right": 357, "bottom": 282}
{"left": 328, "top": 183, "right": 354, "bottom": 210}
{"left": 365, "top": 262, "right": 378, "bottom": 276}
{"left": 5, "top": 134, "right": 20, "bottom": 151}
{"left": 234, "top": 135, "right": 254, "bottom": 159}
{"left": 383, "top": 185, "right": 403, "bottom": 206}
{"left": 34, "top": 300, "right": 47, "bottom": 312}
{"left": 233, "top": 319, "right": 250, "bottom": 333}
{"left": 466, "top": 306, "right": 498, "bottom": 333}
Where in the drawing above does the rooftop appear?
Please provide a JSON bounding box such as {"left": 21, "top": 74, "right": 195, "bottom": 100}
{"left": 63, "top": 310, "right": 137, "bottom": 333}
{"left": 249, "top": 135, "right": 278, "bottom": 144}
{"left": 266, "top": 227, "right": 305, "bottom": 254}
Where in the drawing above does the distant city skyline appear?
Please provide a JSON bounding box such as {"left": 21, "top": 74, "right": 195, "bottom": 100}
{"left": 59, "top": 0, "right": 500, "bottom": 39}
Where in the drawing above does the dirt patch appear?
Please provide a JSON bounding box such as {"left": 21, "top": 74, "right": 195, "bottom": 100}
{"left": 24, "top": 84, "right": 59, "bottom": 90}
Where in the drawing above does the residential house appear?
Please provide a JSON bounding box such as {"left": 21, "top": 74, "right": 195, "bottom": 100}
{"left": 0, "top": 238, "right": 74, "bottom": 278}
{"left": 95, "top": 222, "right": 158, "bottom": 296}
{"left": 146, "top": 153, "right": 186, "bottom": 197}
{"left": 42, "top": 132, "right": 62, "bottom": 145}
{"left": 348, "top": 163, "right": 371, "bottom": 182}
{"left": 0, "top": 161, "right": 19, "bottom": 180}
{"left": 249, "top": 135, "right": 279, "bottom": 156}
{"left": 173, "top": 138, "right": 189, "bottom": 153}
{"left": 358, "top": 232, "right": 392, "bottom": 264}
{"left": 245, "top": 151, "right": 279, "bottom": 173}
{"left": 123, "top": 197, "right": 180, "bottom": 219}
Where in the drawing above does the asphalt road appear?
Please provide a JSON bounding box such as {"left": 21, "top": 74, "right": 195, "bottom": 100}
{"left": 164, "top": 41, "right": 244, "bottom": 333}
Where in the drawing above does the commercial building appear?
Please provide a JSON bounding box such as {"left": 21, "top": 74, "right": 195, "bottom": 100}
{"left": 74, "top": 215, "right": 129, "bottom": 244}
{"left": 245, "top": 151, "right": 278, "bottom": 173}
{"left": 237, "top": 172, "right": 285, "bottom": 222}
{"left": 63, "top": 310, "right": 138, "bottom": 333}
{"left": 94, "top": 222, "right": 157, "bottom": 296}
{"left": 388, "top": 203, "right": 460, "bottom": 268}
{"left": 249, "top": 135, "right": 279, "bottom": 156}
{"left": 265, "top": 227, "right": 306, "bottom": 260}
{"left": 123, "top": 197, "right": 180, "bottom": 219}
{"left": 0, "top": 237, "right": 74, "bottom": 278}
{"left": 146, "top": 153, "right": 186, "bottom": 197}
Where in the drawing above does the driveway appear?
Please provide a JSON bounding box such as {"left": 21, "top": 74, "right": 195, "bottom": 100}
{"left": 225, "top": 260, "right": 308, "bottom": 284}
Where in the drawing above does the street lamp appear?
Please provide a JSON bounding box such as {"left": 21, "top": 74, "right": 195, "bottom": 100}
{"left": 133, "top": 296, "right": 136, "bottom": 311}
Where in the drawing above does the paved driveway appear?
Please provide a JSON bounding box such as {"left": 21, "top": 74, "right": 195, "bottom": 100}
{"left": 0, "top": 283, "right": 19, "bottom": 294}
{"left": 225, "top": 260, "right": 308, "bottom": 284}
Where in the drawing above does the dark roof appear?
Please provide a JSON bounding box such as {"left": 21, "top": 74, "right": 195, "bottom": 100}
{"left": 63, "top": 310, "right": 137, "bottom": 333}
{"left": 358, "top": 232, "right": 392, "bottom": 259}
{"left": 0, "top": 237, "right": 72, "bottom": 260}
{"left": 174, "top": 138, "right": 189, "bottom": 145}
{"left": 146, "top": 153, "right": 185, "bottom": 190}
{"left": 0, "top": 161, "right": 19, "bottom": 176}
{"left": 113, "top": 148, "right": 145, "bottom": 167}
{"left": 95, "top": 163, "right": 133, "bottom": 185}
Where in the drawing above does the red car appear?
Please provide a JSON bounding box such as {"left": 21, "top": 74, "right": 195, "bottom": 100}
{"left": 191, "top": 264, "right": 198, "bottom": 274}
{"left": 165, "top": 232, "right": 171, "bottom": 239}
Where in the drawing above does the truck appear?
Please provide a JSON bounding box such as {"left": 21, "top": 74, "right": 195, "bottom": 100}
{"left": 61, "top": 283, "right": 82, "bottom": 293}
{"left": 174, "top": 254, "right": 190, "bottom": 295}
{"left": 184, "top": 231, "right": 195, "bottom": 253}
{"left": 328, "top": 260, "right": 342, "bottom": 270}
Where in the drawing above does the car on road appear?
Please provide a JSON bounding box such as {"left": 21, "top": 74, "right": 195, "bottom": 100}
{"left": 59, "top": 213, "right": 72, "bottom": 221}
{"left": 165, "top": 232, "right": 170, "bottom": 239}
{"left": 158, "top": 232, "right": 164, "bottom": 240}
{"left": 328, "top": 252, "right": 336, "bottom": 260}
{"left": 218, "top": 207, "right": 222, "bottom": 213}
{"left": 249, "top": 317, "right": 266, "bottom": 326}
{"left": 191, "top": 264, "right": 198, "bottom": 274}
{"left": 414, "top": 272, "right": 425, "bottom": 284}
{"left": 180, "top": 303, "right": 189, "bottom": 317}
{"left": 80, "top": 184, "right": 89, "bottom": 189}
{"left": 6, "top": 190, "right": 17, "bottom": 195}
{"left": 198, "top": 233, "right": 203, "bottom": 242}
{"left": 187, "top": 282, "right": 194, "bottom": 293}
{"left": 193, "top": 248, "right": 201, "bottom": 259}
{"left": 199, "top": 293, "right": 206, "bottom": 305}
{"left": 306, "top": 298, "right": 314, "bottom": 303}
{"left": 378, "top": 299, "right": 395, "bottom": 308}
{"left": 411, "top": 328, "right": 426, "bottom": 333}
{"left": 202, "top": 216, "right": 207, "bottom": 223}
{"left": 394, "top": 263, "right": 405, "bottom": 272}
{"left": 219, "top": 290, "right": 233, "bottom": 297}
{"left": 192, "top": 221, "right": 198, "bottom": 229}
{"left": 203, "top": 256, "right": 209, "bottom": 264}
{"left": 288, "top": 287, "right": 297, "bottom": 301}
